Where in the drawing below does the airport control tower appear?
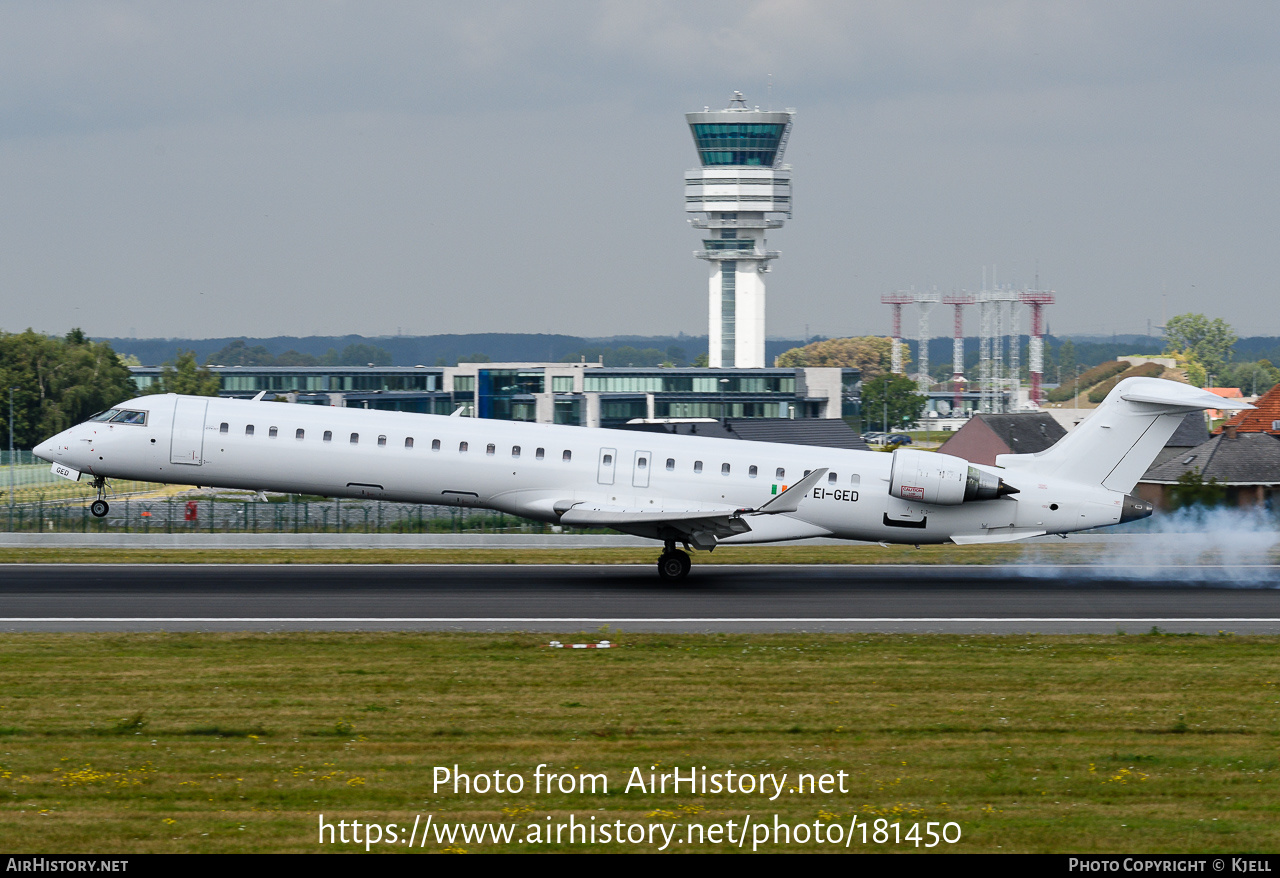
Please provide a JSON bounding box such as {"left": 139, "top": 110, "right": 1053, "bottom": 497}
{"left": 686, "top": 92, "right": 794, "bottom": 368}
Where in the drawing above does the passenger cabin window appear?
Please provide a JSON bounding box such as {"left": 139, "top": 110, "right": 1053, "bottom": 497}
{"left": 378, "top": 435, "right": 386, "bottom": 447}
{"left": 459, "top": 441, "right": 468, "bottom": 453}
{"left": 513, "top": 446, "right": 521, "bottom": 458}
{"left": 637, "top": 456, "right": 646, "bottom": 469}
{"left": 694, "top": 460, "right": 703, "bottom": 474}
{"left": 804, "top": 470, "right": 811, "bottom": 477}
{"left": 536, "top": 447, "right": 545, "bottom": 460}
{"left": 828, "top": 472, "right": 837, "bottom": 484}
{"left": 432, "top": 439, "right": 441, "bottom": 451}
{"left": 219, "top": 422, "right": 228, "bottom": 434}
{"left": 666, "top": 458, "right": 675, "bottom": 471}
{"left": 405, "top": 437, "right": 414, "bottom": 449}
{"left": 350, "top": 433, "right": 359, "bottom": 444}
{"left": 297, "top": 429, "right": 305, "bottom": 440}
{"left": 721, "top": 463, "right": 730, "bottom": 475}
{"left": 850, "top": 474, "right": 860, "bottom": 484}
{"left": 776, "top": 467, "right": 785, "bottom": 480}
{"left": 486, "top": 444, "right": 496, "bottom": 456}
{"left": 749, "top": 465, "right": 758, "bottom": 478}
{"left": 245, "top": 425, "right": 255, "bottom": 436}
{"left": 602, "top": 453, "right": 611, "bottom": 465}
{"left": 323, "top": 431, "right": 332, "bottom": 442}
{"left": 269, "top": 427, "right": 278, "bottom": 438}
{"left": 562, "top": 450, "right": 572, "bottom": 462}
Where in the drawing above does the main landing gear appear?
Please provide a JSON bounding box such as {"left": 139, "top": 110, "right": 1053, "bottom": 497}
{"left": 90, "top": 477, "right": 109, "bottom": 518}
{"left": 657, "top": 541, "right": 692, "bottom": 581}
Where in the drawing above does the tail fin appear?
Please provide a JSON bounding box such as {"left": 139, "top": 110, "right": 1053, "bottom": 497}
{"left": 996, "top": 378, "right": 1251, "bottom": 493}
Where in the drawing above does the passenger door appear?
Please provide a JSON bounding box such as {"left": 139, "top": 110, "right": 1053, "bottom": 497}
{"left": 597, "top": 447, "right": 616, "bottom": 485}
{"left": 170, "top": 397, "right": 208, "bottom": 466}
{"left": 632, "top": 450, "right": 652, "bottom": 488}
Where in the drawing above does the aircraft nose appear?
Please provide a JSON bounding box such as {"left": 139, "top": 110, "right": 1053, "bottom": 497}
{"left": 33, "top": 427, "right": 77, "bottom": 463}
{"left": 33, "top": 437, "right": 57, "bottom": 462}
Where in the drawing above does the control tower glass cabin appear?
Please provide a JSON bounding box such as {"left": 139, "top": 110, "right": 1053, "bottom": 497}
{"left": 686, "top": 92, "right": 794, "bottom": 368}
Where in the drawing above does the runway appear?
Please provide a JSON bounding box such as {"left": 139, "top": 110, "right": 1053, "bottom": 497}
{"left": 2, "top": 563, "right": 1280, "bottom": 633}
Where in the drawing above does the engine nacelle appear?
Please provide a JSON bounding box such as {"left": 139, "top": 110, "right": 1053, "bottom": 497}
{"left": 888, "top": 448, "right": 1019, "bottom": 506}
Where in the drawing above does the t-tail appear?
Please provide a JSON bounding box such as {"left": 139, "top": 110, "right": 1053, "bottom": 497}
{"left": 996, "top": 377, "right": 1252, "bottom": 494}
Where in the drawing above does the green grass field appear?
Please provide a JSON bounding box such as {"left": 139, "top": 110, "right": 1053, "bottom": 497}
{"left": 1, "top": 631, "right": 1277, "bottom": 853}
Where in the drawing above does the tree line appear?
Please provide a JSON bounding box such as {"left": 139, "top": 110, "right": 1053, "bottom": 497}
{"left": 204, "top": 339, "right": 395, "bottom": 367}
{"left": 0, "top": 330, "right": 224, "bottom": 450}
{"left": 0, "top": 329, "right": 139, "bottom": 449}
{"left": 774, "top": 314, "right": 1278, "bottom": 398}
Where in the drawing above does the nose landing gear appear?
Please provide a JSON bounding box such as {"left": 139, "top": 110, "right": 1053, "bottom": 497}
{"left": 90, "top": 477, "right": 109, "bottom": 518}
{"left": 657, "top": 540, "right": 692, "bottom": 581}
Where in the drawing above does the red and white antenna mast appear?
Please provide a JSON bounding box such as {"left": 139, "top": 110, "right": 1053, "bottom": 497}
{"left": 1020, "top": 289, "right": 1055, "bottom": 406}
{"left": 881, "top": 292, "right": 913, "bottom": 375}
{"left": 943, "top": 292, "right": 976, "bottom": 412}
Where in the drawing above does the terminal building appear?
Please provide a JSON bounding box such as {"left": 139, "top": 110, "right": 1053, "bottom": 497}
{"left": 129, "top": 363, "right": 859, "bottom": 429}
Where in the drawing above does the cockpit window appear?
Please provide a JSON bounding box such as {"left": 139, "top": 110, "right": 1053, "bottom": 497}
{"left": 109, "top": 410, "right": 147, "bottom": 425}
{"left": 89, "top": 410, "right": 120, "bottom": 422}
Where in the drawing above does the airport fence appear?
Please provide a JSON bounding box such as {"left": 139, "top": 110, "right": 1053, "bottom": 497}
{"left": 0, "top": 495, "right": 556, "bottom": 535}
{"left": 0, "top": 453, "right": 555, "bottom": 533}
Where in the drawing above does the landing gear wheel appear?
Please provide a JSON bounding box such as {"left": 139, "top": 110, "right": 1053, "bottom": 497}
{"left": 89, "top": 476, "right": 109, "bottom": 517}
{"left": 657, "top": 550, "right": 691, "bottom": 581}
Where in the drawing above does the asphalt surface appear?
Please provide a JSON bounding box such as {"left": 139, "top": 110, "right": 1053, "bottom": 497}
{"left": 2, "top": 563, "right": 1279, "bottom": 633}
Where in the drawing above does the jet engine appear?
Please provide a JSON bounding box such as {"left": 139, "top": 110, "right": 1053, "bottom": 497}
{"left": 888, "top": 448, "right": 1019, "bottom": 506}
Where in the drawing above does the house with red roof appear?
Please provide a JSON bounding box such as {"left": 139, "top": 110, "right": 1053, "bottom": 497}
{"left": 1204, "top": 387, "right": 1244, "bottom": 421}
{"left": 1136, "top": 382, "right": 1280, "bottom": 510}
{"left": 1215, "top": 381, "right": 1280, "bottom": 435}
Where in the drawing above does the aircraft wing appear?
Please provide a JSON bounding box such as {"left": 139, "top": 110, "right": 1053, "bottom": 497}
{"left": 558, "top": 504, "right": 743, "bottom": 527}
{"left": 557, "top": 503, "right": 752, "bottom": 541}
{"left": 554, "top": 468, "right": 829, "bottom": 546}
{"left": 950, "top": 529, "right": 1047, "bottom": 545}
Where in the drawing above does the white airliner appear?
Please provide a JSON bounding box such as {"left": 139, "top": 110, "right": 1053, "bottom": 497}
{"left": 33, "top": 377, "right": 1245, "bottom": 579}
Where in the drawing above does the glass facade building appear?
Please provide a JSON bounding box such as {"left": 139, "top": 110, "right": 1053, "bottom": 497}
{"left": 129, "top": 364, "right": 857, "bottom": 428}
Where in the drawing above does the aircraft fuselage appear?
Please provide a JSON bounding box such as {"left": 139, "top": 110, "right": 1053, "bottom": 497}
{"left": 34, "top": 393, "right": 1135, "bottom": 547}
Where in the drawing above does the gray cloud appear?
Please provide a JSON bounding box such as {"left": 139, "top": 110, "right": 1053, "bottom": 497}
{"left": 2, "top": 1, "right": 1278, "bottom": 341}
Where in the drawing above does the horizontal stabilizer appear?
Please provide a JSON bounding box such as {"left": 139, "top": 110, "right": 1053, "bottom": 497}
{"left": 1119, "top": 382, "right": 1252, "bottom": 410}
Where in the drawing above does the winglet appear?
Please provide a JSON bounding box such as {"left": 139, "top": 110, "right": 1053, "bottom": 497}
{"left": 746, "top": 467, "right": 828, "bottom": 515}
{"left": 251, "top": 391, "right": 268, "bottom": 402}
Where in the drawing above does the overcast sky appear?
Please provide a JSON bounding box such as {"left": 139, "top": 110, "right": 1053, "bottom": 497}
{"left": 3, "top": 1, "right": 1278, "bottom": 343}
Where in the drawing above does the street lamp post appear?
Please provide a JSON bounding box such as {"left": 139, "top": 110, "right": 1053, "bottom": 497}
{"left": 719, "top": 377, "right": 730, "bottom": 421}
{"left": 1072, "top": 364, "right": 1085, "bottom": 424}
{"left": 8, "top": 387, "right": 16, "bottom": 521}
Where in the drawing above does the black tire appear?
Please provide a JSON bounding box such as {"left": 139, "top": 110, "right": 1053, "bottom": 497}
{"left": 657, "top": 550, "right": 690, "bottom": 581}
{"left": 90, "top": 499, "right": 109, "bottom": 518}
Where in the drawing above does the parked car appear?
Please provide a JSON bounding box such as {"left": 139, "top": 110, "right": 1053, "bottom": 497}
{"left": 885, "top": 433, "right": 913, "bottom": 446}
